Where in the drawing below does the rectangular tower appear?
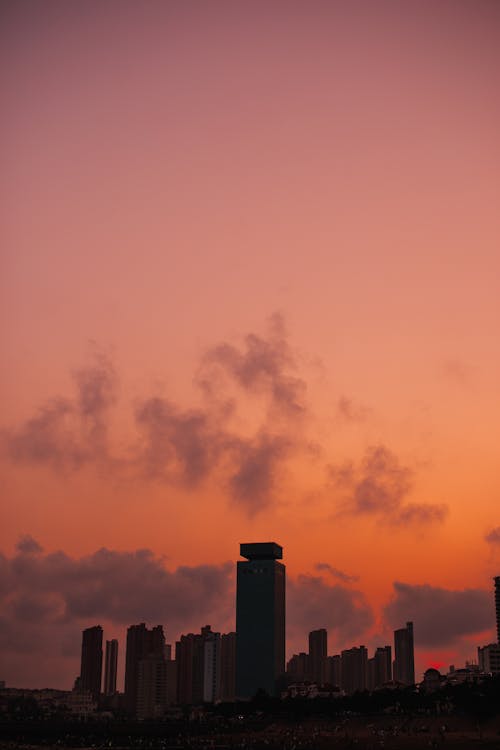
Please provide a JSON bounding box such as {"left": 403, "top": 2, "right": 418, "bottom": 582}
{"left": 104, "top": 639, "right": 118, "bottom": 696}
{"left": 309, "top": 628, "right": 328, "bottom": 684}
{"left": 236, "top": 542, "right": 285, "bottom": 698}
{"left": 494, "top": 576, "right": 500, "bottom": 644}
{"left": 80, "top": 625, "right": 103, "bottom": 700}
{"left": 124, "top": 623, "right": 166, "bottom": 714}
{"left": 394, "top": 621, "right": 415, "bottom": 685}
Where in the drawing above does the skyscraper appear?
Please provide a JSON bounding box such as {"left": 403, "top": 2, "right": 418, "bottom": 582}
{"left": 309, "top": 628, "right": 328, "bottom": 684}
{"left": 236, "top": 542, "right": 286, "bottom": 698}
{"left": 80, "top": 625, "right": 103, "bottom": 700}
{"left": 393, "top": 621, "right": 415, "bottom": 686}
{"left": 124, "top": 623, "right": 166, "bottom": 714}
{"left": 341, "top": 646, "right": 367, "bottom": 693}
{"left": 104, "top": 639, "right": 118, "bottom": 696}
{"left": 494, "top": 576, "right": 500, "bottom": 644}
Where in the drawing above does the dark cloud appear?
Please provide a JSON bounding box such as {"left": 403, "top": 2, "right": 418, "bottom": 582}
{"left": 3, "top": 353, "right": 116, "bottom": 470}
{"left": 16, "top": 535, "right": 43, "bottom": 555}
{"left": 392, "top": 503, "right": 448, "bottom": 526}
{"left": 287, "top": 574, "right": 373, "bottom": 648}
{"left": 134, "top": 397, "right": 223, "bottom": 486}
{"left": 485, "top": 527, "right": 500, "bottom": 545}
{"left": 329, "top": 444, "right": 447, "bottom": 527}
{"left": 384, "top": 581, "right": 494, "bottom": 647}
{"left": 336, "top": 397, "right": 370, "bottom": 423}
{"left": 228, "top": 433, "right": 291, "bottom": 514}
{"left": 0, "top": 539, "right": 235, "bottom": 688}
{"left": 200, "top": 313, "right": 306, "bottom": 418}
{"left": 315, "top": 562, "right": 359, "bottom": 583}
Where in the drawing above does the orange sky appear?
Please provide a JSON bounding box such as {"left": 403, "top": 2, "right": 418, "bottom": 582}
{"left": 1, "top": 0, "right": 500, "bottom": 690}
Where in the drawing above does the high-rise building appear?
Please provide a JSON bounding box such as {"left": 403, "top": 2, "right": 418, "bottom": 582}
{"left": 236, "top": 542, "right": 286, "bottom": 698}
{"left": 326, "top": 654, "right": 341, "bottom": 688}
{"left": 373, "top": 645, "right": 392, "bottom": 688}
{"left": 203, "top": 631, "right": 221, "bottom": 703}
{"left": 494, "top": 576, "right": 500, "bottom": 644}
{"left": 309, "top": 629, "right": 328, "bottom": 684}
{"left": 80, "top": 625, "right": 103, "bottom": 700}
{"left": 393, "top": 622, "right": 415, "bottom": 686}
{"left": 176, "top": 625, "right": 215, "bottom": 705}
{"left": 220, "top": 632, "right": 236, "bottom": 702}
{"left": 124, "top": 624, "right": 166, "bottom": 714}
{"left": 136, "top": 654, "right": 168, "bottom": 719}
{"left": 286, "top": 652, "right": 310, "bottom": 682}
{"left": 341, "top": 646, "right": 367, "bottom": 694}
{"left": 104, "top": 639, "right": 118, "bottom": 696}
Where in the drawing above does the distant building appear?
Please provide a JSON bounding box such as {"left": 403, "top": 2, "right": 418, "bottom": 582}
{"left": 220, "top": 632, "right": 236, "bottom": 702}
{"left": 203, "top": 631, "right": 221, "bottom": 703}
{"left": 393, "top": 622, "right": 415, "bottom": 686}
{"left": 124, "top": 624, "right": 166, "bottom": 715}
{"left": 478, "top": 643, "right": 500, "bottom": 675}
{"left": 309, "top": 629, "right": 328, "bottom": 684}
{"left": 374, "top": 646, "right": 392, "bottom": 688}
{"left": 80, "top": 626, "right": 103, "bottom": 700}
{"left": 341, "top": 646, "right": 367, "bottom": 694}
{"left": 326, "top": 654, "right": 341, "bottom": 689}
{"left": 104, "top": 639, "right": 118, "bottom": 696}
{"left": 287, "top": 652, "right": 310, "bottom": 683}
{"left": 176, "top": 625, "right": 216, "bottom": 705}
{"left": 236, "top": 542, "right": 286, "bottom": 698}
{"left": 136, "top": 654, "right": 168, "bottom": 719}
{"left": 495, "top": 576, "right": 500, "bottom": 644}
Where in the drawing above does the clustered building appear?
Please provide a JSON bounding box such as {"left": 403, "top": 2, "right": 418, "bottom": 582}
{"left": 286, "top": 622, "right": 414, "bottom": 695}
{"left": 67, "top": 546, "right": 499, "bottom": 716}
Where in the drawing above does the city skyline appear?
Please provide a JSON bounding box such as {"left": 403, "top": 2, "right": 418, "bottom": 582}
{"left": 1, "top": 0, "right": 500, "bottom": 693}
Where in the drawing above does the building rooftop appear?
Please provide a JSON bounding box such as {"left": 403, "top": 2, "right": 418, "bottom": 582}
{"left": 240, "top": 542, "right": 283, "bottom": 560}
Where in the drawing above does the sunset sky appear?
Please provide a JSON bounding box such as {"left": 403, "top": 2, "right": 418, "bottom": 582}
{"left": 1, "top": 0, "right": 500, "bottom": 691}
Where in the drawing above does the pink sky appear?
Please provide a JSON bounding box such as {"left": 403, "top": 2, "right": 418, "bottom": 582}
{"left": 1, "top": 0, "right": 500, "bottom": 690}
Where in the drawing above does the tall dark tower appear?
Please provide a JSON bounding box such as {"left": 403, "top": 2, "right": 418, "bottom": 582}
{"left": 393, "top": 621, "right": 415, "bottom": 686}
{"left": 236, "top": 542, "right": 285, "bottom": 698}
{"left": 104, "top": 639, "right": 118, "bottom": 695}
{"left": 309, "top": 628, "right": 328, "bottom": 684}
{"left": 495, "top": 576, "right": 500, "bottom": 644}
{"left": 80, "top": 625, "right": 103, "bottom": 700}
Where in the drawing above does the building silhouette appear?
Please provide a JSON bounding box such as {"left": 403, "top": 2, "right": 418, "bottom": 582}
{"left": 326, "top": 654, "right": 341, "bottom": 688}
{"left": 136, "top": 653, "right": 168, "bottom": 719}
{"left": 341, "top": 646, "right": 367, "bottom": 693}
{"left": 79, "top": 625, "right": 103, "bottom": 700}
{"left": 309, "top": 629, "right": 328, "bottom": 684}
{"left": 103, "top": 639, "right": 118, "bottom": 696}
{"left": 286, "top": 652, "right": 310, "bottom": 683}
{"left": 494, "top": 576, "right": 500, "bottom": 644}
{"left": 124, "top": 624, "right": 166, "bottom": 714}
{"left": 393, "top": 621, "right": 415, "bottom": 685}
{"left": 236, "top": 542, "right": 286, "bottom": 698}
{"left": 220, "top": 632, "right": 236, "bottom": 702}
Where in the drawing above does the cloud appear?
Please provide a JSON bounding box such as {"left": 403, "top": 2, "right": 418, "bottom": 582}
{"left": 287, "top": 574, "right": 374, "bottom": 649}
{"left": 392, "top": 503, "right": 448, "bottom": 526}
{"left": 3, "top": 352, "right": 116, "bottom": 470}
{"left": 315, "top": 562, "right": 359, "bottom": 583}
{"left": 134, "top": 396, "right": 223, "bottom": 486}
{"left": 2, "top": 321, "right": 305, "bottom": 517}
{"left": 227, "top": 432, "right": 292, "bottom": 514}
{"left": 199, "top": 312, "right": 306, "bottom": 418}
{"left": 485, "top": 527, "right": 500, "bottom": 545}
{"left": 383, "top": 581, "right": 494, "bottom": 647}
{"left": 328, "top": 444, "right": 447, "bottom": 527}
{"left": 0, "top": 538, "right": 235, "bottom": 687}
{"left": 336, "top": 397, "right": 370, "bottom": 423}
